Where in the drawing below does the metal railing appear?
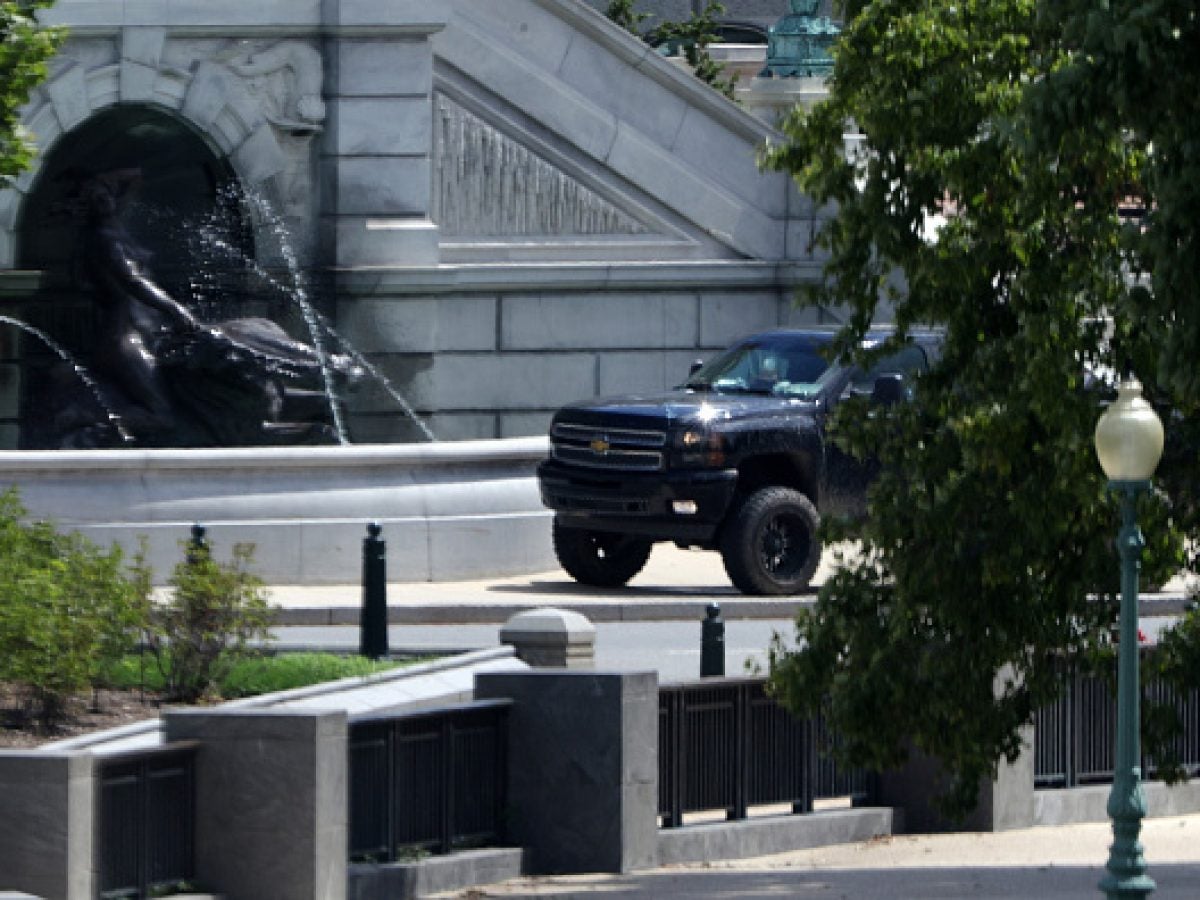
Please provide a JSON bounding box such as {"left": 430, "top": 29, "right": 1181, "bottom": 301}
{"left": 348, "top": 699, "right": 511, "bottom": 862}
{"left": 96, "top": 742, "right": 197, "bottom": 900}
{"left": 1035, "top": 668, "right": 1200, "bottom": 788}
{"left": 658, "top": 679, "right": 872, "bottom": 828}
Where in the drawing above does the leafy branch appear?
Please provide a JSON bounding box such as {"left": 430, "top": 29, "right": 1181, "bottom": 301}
{"left": 606, "top": 0, "right": 737, "bottom": 99}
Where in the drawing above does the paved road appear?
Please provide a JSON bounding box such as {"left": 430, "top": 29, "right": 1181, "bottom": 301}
{"left": 269, "top": 542, "right": 813, "bottom": 680}
{"left": 430, "top": 863, "right": 1200, "bottom": 898}
{"left": 273, "top": 618, "right": 802, "bottom": 683}
{"left": 267, "top": 538, "right": 1182, "bottom": 680}
{"left": 428, "top": 816, "right": 1200, "bottom": 898}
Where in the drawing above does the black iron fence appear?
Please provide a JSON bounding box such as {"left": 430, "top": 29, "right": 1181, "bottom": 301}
{"left": 658, "top": 678, "right": 871, "bottom": 828}
{"left": 1035, "top": 668, "right": 1200, "bottom": 788}
{"left": 96, "top": 742, "right": 197, "bottom": 900}
{"left": 348, "top": 699, "right": 511, "bottom": 862}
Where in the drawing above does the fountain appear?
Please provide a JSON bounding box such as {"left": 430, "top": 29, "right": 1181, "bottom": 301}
{"left": 191, "top": 184, "right": 437, "bottom": 444}
{"left": 0, "top": 0, "right": 813, "bottom": 589}
{"left": 0, "top": 105, "right": 552, "bottom": 584}
{"left": 15, "top": 146, "right": 372, "bottom": 450}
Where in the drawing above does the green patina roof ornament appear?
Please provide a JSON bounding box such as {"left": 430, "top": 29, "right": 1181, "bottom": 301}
{"left": 759, "top": 0, "right": 841, "bottom": 78}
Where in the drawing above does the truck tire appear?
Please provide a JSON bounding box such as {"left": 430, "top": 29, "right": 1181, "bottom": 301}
{"left": 720, "top": 487, "right": 820, "bottom": 596}
{"left": 552, "top": 518, "right": 653, "bottom": 587}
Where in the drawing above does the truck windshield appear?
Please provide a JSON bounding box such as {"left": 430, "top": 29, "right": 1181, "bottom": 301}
{"left": 683, "top": 334, "right": 836, "bottom": 397}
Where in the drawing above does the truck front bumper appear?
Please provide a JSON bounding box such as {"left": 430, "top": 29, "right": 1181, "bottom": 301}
{"left": 537, "top": 459, "right": 738, "bottom": 543}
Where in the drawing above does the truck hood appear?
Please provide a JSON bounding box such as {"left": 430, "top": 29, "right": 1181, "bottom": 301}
{"left": 552, "top": 389, "right": 821, "bottom": 429}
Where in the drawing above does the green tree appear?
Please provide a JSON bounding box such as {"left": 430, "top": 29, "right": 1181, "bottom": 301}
{"left": 605, "top": 0, "right": 737, "bottom": 99}
{"left": 762, "top": 0, "right": 1200, "bottom": 817}
{"left": 649, "top": 2, "right": 737, "bottom": 99}
{"left": 0, "top": 1, "right": 61, "bottom": 181}
{"left": 605, "top": 0, "right": 650, "bottom": 35}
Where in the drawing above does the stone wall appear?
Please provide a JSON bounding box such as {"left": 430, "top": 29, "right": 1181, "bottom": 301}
{"left": 4, "top": 667, "right": 1200, "bottom": 899}
{"left": 0, "top": 440, "right": 555, "bottom": 585}
{"left": 337, "top": 263, "right": 832, "bottom": 442}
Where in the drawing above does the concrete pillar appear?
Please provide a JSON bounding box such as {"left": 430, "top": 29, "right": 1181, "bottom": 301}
{"left": 874, "top": 664, "right": 1036, "bottom": 837}
{"left": 475, "top": 670, "right": 659, "bottom": 874}
{"left": 164, "top": 709, "right": 348, "bottom": 900}
{"left": 500, "top": 608, "right": 596, "bottom": 668}
{"left": 737, "top": 76, "right": 830, "bottom": 127}
{"left": 0, "top": 752, "right": 94, "bottom": 900}
{"left": 321, "top": 0, "right": 447, "bottom": 267}
{"left": 874, "top": 724, "right": 1035, "bottom": 833}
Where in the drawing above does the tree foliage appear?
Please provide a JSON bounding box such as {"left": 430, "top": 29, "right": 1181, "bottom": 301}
{"left": 648, "top": 2, "right": 738, "bottom": 99}
{"left": 0, "top": 1, "right": 61, "bottom": 181}
{"left": 763, "top": 0, "right": 1200, "bottom": 817}
{"left": 605, "top": 0, "right": 737, "bottom": 98}
{"left": 605, "top": 0, "right": 650, "bottom": 34}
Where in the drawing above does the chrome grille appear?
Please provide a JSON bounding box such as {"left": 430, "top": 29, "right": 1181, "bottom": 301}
{"left": 550, "top": 422, "right": 666, "bottom": 471}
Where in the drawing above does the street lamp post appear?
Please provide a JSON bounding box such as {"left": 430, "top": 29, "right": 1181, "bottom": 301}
{"left": 1094, "top": 379, "right": 1164, "bottom": 899}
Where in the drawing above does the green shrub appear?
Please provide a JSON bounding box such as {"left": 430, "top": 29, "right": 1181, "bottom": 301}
{"left": 144, "top": 538, "right": 273, "bottom": 702}
{"left": 0, "top": 488, "right": 151, "bottom": 723}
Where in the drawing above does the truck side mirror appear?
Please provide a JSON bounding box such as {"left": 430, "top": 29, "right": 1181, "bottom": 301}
{"left": 871, "top": 373, "right": 905, "bottom": 406}
{"left": 688, "top": 360, "right": 704, "bottom": 377}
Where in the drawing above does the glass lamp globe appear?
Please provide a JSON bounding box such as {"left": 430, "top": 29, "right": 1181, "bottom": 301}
{"left": 1094, "top": 379, "right": 1165, "bottom": 481}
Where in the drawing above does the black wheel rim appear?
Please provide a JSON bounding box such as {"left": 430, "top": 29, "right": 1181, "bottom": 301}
{"left": 758, "top": 510, "right": 811, "bottom": 582}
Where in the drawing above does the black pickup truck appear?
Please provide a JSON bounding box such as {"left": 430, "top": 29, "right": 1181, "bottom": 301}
{"left": 537, "top": 328, "right": 941, "bottom": 595}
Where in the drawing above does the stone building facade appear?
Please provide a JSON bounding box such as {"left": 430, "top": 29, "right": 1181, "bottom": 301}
{"left": 0, "top": 0, "right": 830, "bottom": 447}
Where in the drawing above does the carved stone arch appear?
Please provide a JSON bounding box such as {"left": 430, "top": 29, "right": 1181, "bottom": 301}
{"left": 6, "top": 94, "right": 269, "bottom": 449}
{"left": 16, "top": 104, "right": 243, "bottom": 278}
{"left": 1, "top": 43, "right": 291, "bottom": 269}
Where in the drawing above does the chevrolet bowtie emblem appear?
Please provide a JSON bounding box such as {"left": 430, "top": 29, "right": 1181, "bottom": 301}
{"left": 590, "top": 437, "right": 610, "bottom": 454}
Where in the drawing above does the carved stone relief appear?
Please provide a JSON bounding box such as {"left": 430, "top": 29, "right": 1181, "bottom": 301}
{"left": 216, "top": 40, "right": 326, "bottom": 135}
{"left": 209, "top": 39, "right": 326, "bottom": 260}
{"left": 432, "top": 93, "right": 649, "bottom": 238}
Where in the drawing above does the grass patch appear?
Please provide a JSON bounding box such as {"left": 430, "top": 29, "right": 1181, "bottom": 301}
{"left": 101, "top": 651, "right": 405, "bottom": 700}
{"left": 221, "top": 653, "right": 404, "bottom": 698}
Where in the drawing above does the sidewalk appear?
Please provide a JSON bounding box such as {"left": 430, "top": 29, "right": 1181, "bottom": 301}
{"left": 263, "top": 540, "right": 1195, "bottom": 626}
{"left": 264, "top": 542, "right": 814, "bottom": 626}
{"left": 431, "top": 815, "right": 1200, "bottom": 898}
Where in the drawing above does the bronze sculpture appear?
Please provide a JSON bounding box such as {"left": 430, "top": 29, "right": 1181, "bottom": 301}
{"left": 55, "top": 169, "right": 357, "bottom": 448}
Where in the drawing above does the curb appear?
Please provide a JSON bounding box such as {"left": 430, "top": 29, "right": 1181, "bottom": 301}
{"left": 269, "top": 593, "right": 1194, "bottom": 628}
{"left": 271, "top": 598, "right": 810, "bottom": 627}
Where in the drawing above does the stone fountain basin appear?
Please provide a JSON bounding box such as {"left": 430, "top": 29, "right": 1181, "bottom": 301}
{"left": 0, "top": 437, "right": 554, "bottom": 584}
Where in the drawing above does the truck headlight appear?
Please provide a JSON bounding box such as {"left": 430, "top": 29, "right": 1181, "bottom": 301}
{"left": 676, "top": 430, "right": 725, "bottom": 467}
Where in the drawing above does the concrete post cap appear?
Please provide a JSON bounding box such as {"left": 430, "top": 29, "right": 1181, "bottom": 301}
{"left": 500, "top": 608, "right": 596, "bottom": 643}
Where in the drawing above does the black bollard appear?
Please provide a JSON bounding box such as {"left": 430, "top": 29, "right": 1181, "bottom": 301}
{"left": 700, "top": 602, "right": 724, "bottom": 677}
{"left": 360, "top": 522, "right": 389, "bottom": 659}
{"left": 187, "top": 523, "right": 208, "bottom": 564}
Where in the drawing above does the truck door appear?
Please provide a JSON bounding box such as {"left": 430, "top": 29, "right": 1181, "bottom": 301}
{"left": 823, "top": 344, "right": 931, "bottom": 519}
